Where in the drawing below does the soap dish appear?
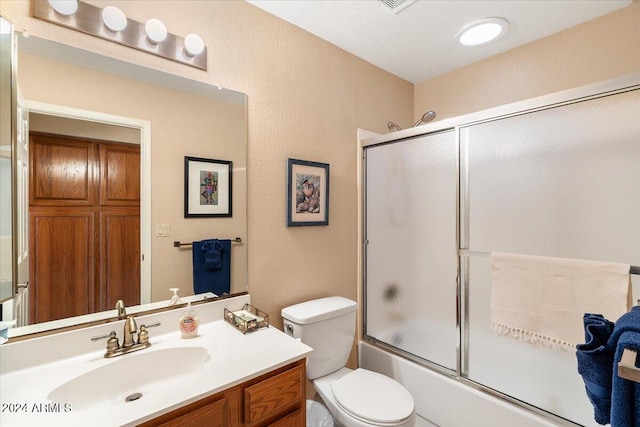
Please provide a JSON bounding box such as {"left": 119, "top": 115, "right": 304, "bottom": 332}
{"left": 224, "top": 304, "right": 269, "bottom": 334}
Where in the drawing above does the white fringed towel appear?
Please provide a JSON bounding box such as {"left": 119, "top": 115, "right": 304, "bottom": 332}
{"left": 490, "top": 252, "right": 631, "bottom": 351}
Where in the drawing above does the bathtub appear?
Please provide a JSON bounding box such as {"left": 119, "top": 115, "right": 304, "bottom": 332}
{"left": 359, "top": 340, "right": 577, "bottom": 427}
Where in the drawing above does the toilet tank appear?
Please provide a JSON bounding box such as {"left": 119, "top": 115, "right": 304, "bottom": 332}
{"left": 282, "top": 297, "right": 357, "bottom": 380}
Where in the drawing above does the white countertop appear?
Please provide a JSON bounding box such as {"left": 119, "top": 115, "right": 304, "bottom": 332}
{"left": 0, "top": 320, "right": 312, "bottom": 427}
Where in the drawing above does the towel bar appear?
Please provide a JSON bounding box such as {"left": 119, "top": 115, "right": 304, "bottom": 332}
{"left": 458, "top": 251, "right": 640, "bottom": 275}
{"left": 618, "top": 348, "right": 640, "bottom": 383}
{"left": 174, "top": 237, "right": 242, "bottom": 247}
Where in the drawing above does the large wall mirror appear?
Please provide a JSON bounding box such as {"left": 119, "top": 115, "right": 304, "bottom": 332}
{"left": 1, "top": 26, "right": 248, "bottom": 339}
{"left": 0, "top": 16, "right": 16, "bottom": 307}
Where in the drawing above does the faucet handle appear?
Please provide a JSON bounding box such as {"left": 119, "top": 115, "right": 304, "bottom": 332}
{"left": 141, "top": 322, "right": 161, "bottom": 329}
{"left": 138, "top": 322, "right": 161, "bottom": 345}
{"left": 91, "top": 331, "right": 120, "bottom": 354}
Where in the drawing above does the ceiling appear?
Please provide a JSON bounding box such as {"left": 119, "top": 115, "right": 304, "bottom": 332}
{"left": 247, "top": 0, "right": 632, "bottom": 84}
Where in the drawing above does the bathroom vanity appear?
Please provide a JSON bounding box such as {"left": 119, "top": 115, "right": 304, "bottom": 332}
{"left": 141, "top": 359, "right": 305, "bottom": 426}
{"left": 0, "top": 295, "right": 312, "bottom": 427}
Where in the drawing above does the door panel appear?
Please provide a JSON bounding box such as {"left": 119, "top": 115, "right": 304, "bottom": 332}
{"left": 99, "top": 143, "right": 140, "bottom": 206}
{"left": 30, "top": 208, "right": 95, "bottom": 323}
{"left": 15, "top": 94, "right": 30, "bottom": 325}
{"left": 100, "top": 208, "right": 140, "bottom": 310}
{"left": 30, "top": 134, "right": 95, "bottom": 206}
{"left": 364, "top": 130, "right": 458, "bottom": 370}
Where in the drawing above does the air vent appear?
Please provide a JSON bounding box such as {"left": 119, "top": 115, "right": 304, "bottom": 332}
{"left": 377, "top": 0, "right": 416, "bottom": 14}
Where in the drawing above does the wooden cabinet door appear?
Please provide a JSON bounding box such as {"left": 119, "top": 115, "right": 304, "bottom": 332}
{"left": 153, "top": 396, "right": 230, "bottom": 427}
{"left": 29, "top": 207, "right": 95, "bottom": 323}
{"left": 29, "top": 133, "right": 140, "bottom": 323}
{"left": 268, "top": 408, "right": 304, "bottom": 427}
{"left": 99, "top": 207, "right": 140, "bottom": 311}
{"left": 244, "top": 362, "right": 305, "bottom": 426}
{"left": 99, "top": 142, "right": 140, "bottom": 206}
{"left": 140, "top": 391, "right": 241, "bottom": 427}
{"left": 30, "top": 134, "right": 95, "bottom": 207}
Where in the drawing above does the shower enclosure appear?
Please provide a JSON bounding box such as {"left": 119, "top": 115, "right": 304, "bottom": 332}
{"left": 361, "top": 75, "right": 640, "bottom": 426}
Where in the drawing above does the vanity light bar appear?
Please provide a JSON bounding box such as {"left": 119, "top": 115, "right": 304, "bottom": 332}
{"left": 33, "top": 0, "right": 207, "bottom": 70}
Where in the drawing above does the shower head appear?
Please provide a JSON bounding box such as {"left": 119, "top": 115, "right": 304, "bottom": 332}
{"left": 387, "top": 110, "right": 436, "bottom": 133}
{"left": 412, "top": 110, "right": 436, "bottom": 127}
{"left": 387, "top": 121, "right": 402, "bottom": 132}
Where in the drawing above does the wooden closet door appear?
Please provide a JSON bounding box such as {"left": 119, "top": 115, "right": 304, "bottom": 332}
{"left": 29, "top": 207, "right": 95, "bottom": 323}
{"left": 29, "top": 133, "right": 140, "bottom": 323}
{"left": 99, "top": 208, "right": 140, "bottom": 311}
{"left": 29, "top": 134, "right": 96, "bottom": 323}
{"left": 98, "top": 142, "right": 141, "bottom": 310}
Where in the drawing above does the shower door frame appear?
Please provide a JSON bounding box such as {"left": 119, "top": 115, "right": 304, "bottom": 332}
{"left": 360, "top": 73, "right": 640, "bottom": 427}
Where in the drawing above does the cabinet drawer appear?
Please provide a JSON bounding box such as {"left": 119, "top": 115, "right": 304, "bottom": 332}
{"left": 244, "top": 363, "right": 304, "bottom": 425}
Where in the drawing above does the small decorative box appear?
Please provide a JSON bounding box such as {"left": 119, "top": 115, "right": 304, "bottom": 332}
{"left": 224, "top": 304, "right": 269, "bottom": 334}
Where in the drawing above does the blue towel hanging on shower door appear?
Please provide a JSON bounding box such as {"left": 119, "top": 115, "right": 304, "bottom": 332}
{"left": 577, "top": 306, "right": 640, "bottom": 426}
{"left": 192, "top": 239, "right": 231, "bottom": 296}
{"left": 576, "top": 313, "right": 615, "bottom": 424}
{"left": 608, "top": 307, "right": 640, "bottom": 427}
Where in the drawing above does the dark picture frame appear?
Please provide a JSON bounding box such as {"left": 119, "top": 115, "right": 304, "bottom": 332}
{"left": 287, "top": 158, "right": 329, "bottom": 227}
{"left": 184, "top": 156, "right": 232, "bottom": 218}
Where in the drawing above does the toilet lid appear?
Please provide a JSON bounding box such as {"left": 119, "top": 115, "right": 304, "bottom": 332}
{"left": 331, "top": 369, "right": 414, "bottom": 425}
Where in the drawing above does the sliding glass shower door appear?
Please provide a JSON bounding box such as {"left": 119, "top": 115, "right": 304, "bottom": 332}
{"left": 364, "top": 130, "right": 458, "bottom": 370}
{"left": 363, "top": 82, "right": 640, "bottom": 426}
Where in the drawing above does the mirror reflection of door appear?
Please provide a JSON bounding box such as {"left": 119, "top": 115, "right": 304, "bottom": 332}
{"left": 28, "top": 115, "right": 141, "bottom": 324}
{"left": 14, "top": 93, "right": 29, "bottom": 326}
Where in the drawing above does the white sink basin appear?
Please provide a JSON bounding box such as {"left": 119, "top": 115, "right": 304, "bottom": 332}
{"left": 47, "top": 346, "right": 210, "bottom": 411}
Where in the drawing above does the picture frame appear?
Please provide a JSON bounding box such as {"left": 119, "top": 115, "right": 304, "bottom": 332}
{"left": 287, "top": 158, "right": 329, "bottom": 227}
{"left": 184, "top": 156, "right": 232, "bottom": 218}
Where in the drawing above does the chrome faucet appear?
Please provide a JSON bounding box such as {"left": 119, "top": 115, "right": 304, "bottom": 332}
{"left": 92, "top": 317, "right": 161, "bottom": 358}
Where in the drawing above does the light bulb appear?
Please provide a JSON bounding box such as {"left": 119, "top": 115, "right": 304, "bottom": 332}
{"left": 184, "top": 33, "right": 205, "bottom": 56}
{"left": 102, "top": 6, "right": 127, "bottom": 32}
{"left": 145, "top": 18, "right": 167, "bottom": 44}
{"left": 48, "top": 0, "right": 78, "bottom": 16}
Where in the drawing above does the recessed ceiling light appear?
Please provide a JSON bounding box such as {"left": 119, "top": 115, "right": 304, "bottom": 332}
{"left": 456, "top": 17, "right": 509, "bottom": 46}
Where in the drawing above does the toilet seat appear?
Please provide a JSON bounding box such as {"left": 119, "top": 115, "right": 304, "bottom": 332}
{"left": 331, "top": 368, "right": 414, "bottom": 426}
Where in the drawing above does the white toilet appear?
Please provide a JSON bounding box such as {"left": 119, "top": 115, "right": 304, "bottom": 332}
{"left": 282, "top": 296, "right": 416, "bottom": 427}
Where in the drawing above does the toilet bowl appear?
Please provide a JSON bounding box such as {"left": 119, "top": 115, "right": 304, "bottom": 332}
{"left": 313, "top": 368, "right": 415, "bottom": 427}
{"left": 282, "top": 296, "right": 415, "bottom": 427}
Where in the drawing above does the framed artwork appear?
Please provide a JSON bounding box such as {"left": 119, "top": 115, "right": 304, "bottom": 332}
{"left": 287, "top": 158, "right": 329, "bottom": 227}
{"left": 184, "top": 156, "right": 232, "bottom": 218}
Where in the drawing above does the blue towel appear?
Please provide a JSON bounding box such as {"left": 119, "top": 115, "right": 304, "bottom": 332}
{"left": 576, "top": 313, "right": 615, "bottom": 425}
{"left": 192, "top": 239, "right": 231, "bottom": 296}
{"left": 202, "top": 239, "right": 224, "bottom": 270}
{"left": 608, "top": 307, "right": 640, "bottom": 427}
{"left": 610, "top": 331, "right": 640, "bottom": 427}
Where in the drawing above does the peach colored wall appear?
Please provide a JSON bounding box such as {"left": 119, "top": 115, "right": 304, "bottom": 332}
{"left": 17, "top": 52, "right": 247, "bottom": 303}
{"left": 30, "top": 114, "right": 141, "bottom": 144}
{"left": 1, "top": 0, "right": 413, "bottom": 350}
{"left": 415, "top": 2, "right": 640, "bottom": 122}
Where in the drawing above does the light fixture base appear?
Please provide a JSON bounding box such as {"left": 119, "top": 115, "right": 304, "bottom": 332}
{"left": 34, "top": 0, "right": 207, "bottom": 70}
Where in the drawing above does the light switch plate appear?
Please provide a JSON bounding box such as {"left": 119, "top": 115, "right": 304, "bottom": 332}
{"left": 156, "top": 223, "right": 170, "bottom": 237}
